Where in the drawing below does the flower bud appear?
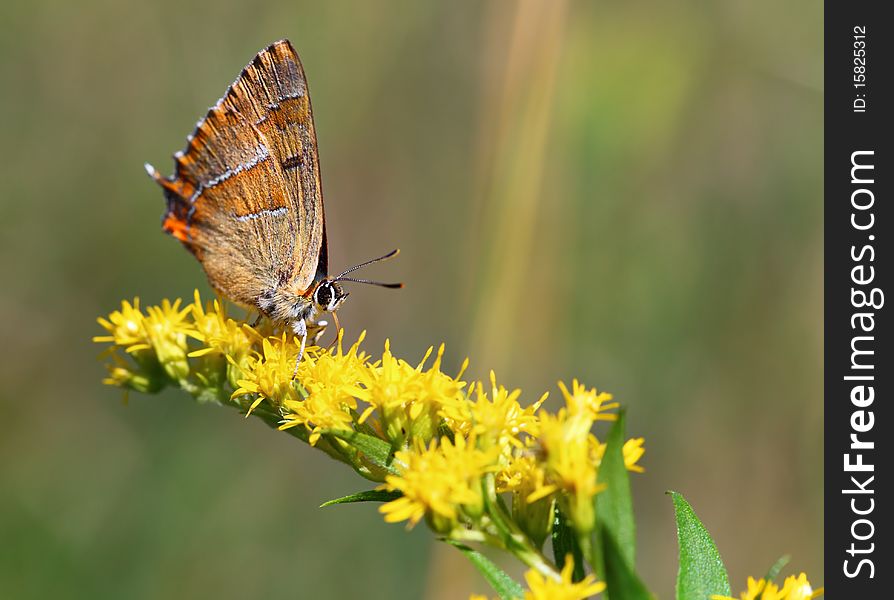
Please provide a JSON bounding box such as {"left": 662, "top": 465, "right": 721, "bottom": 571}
{"left": 514, "top": 492, "right": 554, "bottom": 549}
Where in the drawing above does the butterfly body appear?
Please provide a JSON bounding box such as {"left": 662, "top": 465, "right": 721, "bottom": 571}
{"left": 146, "top": 40, "right": 396, "bottom": 362}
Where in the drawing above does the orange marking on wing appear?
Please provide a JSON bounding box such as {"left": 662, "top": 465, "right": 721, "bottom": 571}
{"left": 163, "top": 214, "right": 189, "bottom": 242}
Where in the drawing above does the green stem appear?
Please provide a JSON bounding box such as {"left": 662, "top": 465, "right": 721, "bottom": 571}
{"left": 448, "top": 529, "right": 489, "bottom": 544}
{"left": 323, "top": 434, "right": 391, "bottom": 482}
{"left": 239, "top": 401, "right": 355, "bottom": 468}
{"left": 482, "top": 474, "right": 561, "bottom": 582}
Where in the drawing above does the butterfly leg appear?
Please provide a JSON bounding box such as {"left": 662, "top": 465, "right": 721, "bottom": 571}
{"left": 306, "top": 320, "right": 328, "bottom": 345}
{"left": 292, "top": 318, "right": 308, "bottom": 379}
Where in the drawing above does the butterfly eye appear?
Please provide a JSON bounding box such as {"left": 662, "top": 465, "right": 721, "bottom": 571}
{"left": 330, "top": 284, "right": 348, "bottom": 310}
{"left": 314, "top": 283, "right": 333, "bottom": 309}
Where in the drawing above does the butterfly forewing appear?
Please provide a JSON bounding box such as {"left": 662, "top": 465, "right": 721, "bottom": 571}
{"left": 153, "top": 39, "right": 326, "bottom": 310}
{"left": 219, "top": 40, "right": 327, "bottom": 291}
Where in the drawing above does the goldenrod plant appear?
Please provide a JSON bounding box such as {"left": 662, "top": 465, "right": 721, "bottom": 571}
{"left": 95, "top": 292, "right": 823, "bottom": 600}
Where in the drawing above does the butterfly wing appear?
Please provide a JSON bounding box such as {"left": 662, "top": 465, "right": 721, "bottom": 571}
{"left": 148, "top": 107, "right": 298, "bottom": 307}
{"left": 218, "top": 39, "right": 327, "bottom": 291}
{"left": 149, "top": 40, "right": 327, "bottom": 307}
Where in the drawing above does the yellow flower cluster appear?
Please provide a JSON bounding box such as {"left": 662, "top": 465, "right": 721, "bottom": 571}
{"left": 95, "top": 292, "right": 645, "bottom": 568}
{"left": 379, "top": 375, "right": 645, "bottom": 540}
{"left": 470, "top": 557, "right": 605, "bottom": 600}
{"left": 96, "top": 293, "right": 827, "bottom": 600}
{"left": 713, "top": 573, "right": 823, "bottom": 600}
{"left": 523, "top": 556, "right": 606, "bottom": 600}
{"left": 381, "top": 435, "right": 500, "bottom": 533}
{"left": 469, "top": 555, "right": 605, "bottom": 600}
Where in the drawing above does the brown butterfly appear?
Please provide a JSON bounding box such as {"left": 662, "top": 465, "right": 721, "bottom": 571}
{"left": 145, "top": 39, "right": 400, "bottom": 364}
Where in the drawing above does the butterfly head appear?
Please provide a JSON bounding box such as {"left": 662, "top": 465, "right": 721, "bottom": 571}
{"left": 313, "top": 248, "right": 404, "bottom": 316}
{"left": 312, "top": 280, "right": 349, "bottom": 313}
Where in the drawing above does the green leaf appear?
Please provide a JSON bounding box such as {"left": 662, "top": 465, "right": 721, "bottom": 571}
{"left": 552, "top": 506, "right": 586, "bottom": 581}
{"left": 596, "top": 410, "right": 636, "bottom": 567}
{"left": 320, "top": 489, "right": 402, "bottom": 508}
{"left": 601, "top": 524, "right": 654, "bottom": 600}
{"left": 437, "top": 422, "right": 456, "bottom": 443}
{"left": 669, "top": 491, "right": 731, "bottom": 600}
{"left": 323, "top": 429, "right": 400, "bottom": 475}
{"left": 349, "top": 408, "right": 382, "bottom": 439}
{"left": 447, "top": 541, "right": 525, "bottom": 600}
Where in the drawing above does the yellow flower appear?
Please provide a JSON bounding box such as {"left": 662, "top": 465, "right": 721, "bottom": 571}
{"left": 559, "top": 379, "right": 617, "bottom": 422}
{"left": 776, "top": 573, "right": 823, "bottom": 600}
{"left": 441, "top": 371, "right": 545, "bottom": 451}
{"left": 590, "top": 436, "right": 646, "bottom": 473}
{"left": 94, "top": 298, "right": 149, "bottom": 351}
{"left": 529, "top": 409, "right": 604, "bottom": 533}
{"left": 279, "top": 385, "right": 355, "bottom": 445}
{"left": 279, "top": 331, "right": 370, "bottom": 445}
{"left": 379, "top": 435, "right": 499, "bottom": 533}
{"left": 497, "top": 453, "right": 554, "bottom": 548}
{"left": 101, "top": 353, "right": 164, "bottom": 395}
{"left": 415, "top": 344, "right": 469, "bottom": 418}
{"left": 712, "top": 573, "right": 823, "bottom": 600}
{"left": 622, "top": 437, "right": 646, "bottom": 472}
{"left": 95, "top": 297, "right": 195, "bottom": 381}
{"left": 142, "top": 298, "right": 195, "bottom": 380}
{"left": 523, "top": 557, "right": 605, "bottom": 600}
{"left": 232, "top": 334, "right": 305, "bottom": 413}
{"left": 358, "top": 340, "right": 424, "bottom": 443}
{"left": 95, "top": 300, "right": 167, "bottom": 395}
{"left": 187, "top": 290, "right": 257, "bottom": 389}
{"left": 497, "top": 453, "right": 545, "bottom": 495}
{"left": 358, "top": 341, "right": 465, "bottom": 445}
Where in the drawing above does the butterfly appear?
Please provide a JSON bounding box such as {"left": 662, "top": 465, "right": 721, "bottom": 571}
{"left": 145, "top": 39, "right": 400, "bottom": 365}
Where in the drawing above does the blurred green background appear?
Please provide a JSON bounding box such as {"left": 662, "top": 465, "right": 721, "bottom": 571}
{"left": 0, "top": 1, "right": 822, "bottom": 598}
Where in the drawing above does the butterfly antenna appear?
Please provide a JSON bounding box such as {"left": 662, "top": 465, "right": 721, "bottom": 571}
{"left": 335, "top": 248, "right": 401, "bottom": 279}
{"left": 336, "top": 277, "right": 404, "bottom": 289}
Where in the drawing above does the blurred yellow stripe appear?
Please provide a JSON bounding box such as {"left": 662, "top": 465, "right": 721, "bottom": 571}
{"left": 466, "top": 0, "right": 568, "bottom": 376}
{"left": 429, "top": 2, "right": 568, "bottom": 598}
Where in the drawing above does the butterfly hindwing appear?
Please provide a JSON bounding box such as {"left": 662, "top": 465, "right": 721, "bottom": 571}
{"left": 151, "top": 107, "right": 298, "bottom": 306}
